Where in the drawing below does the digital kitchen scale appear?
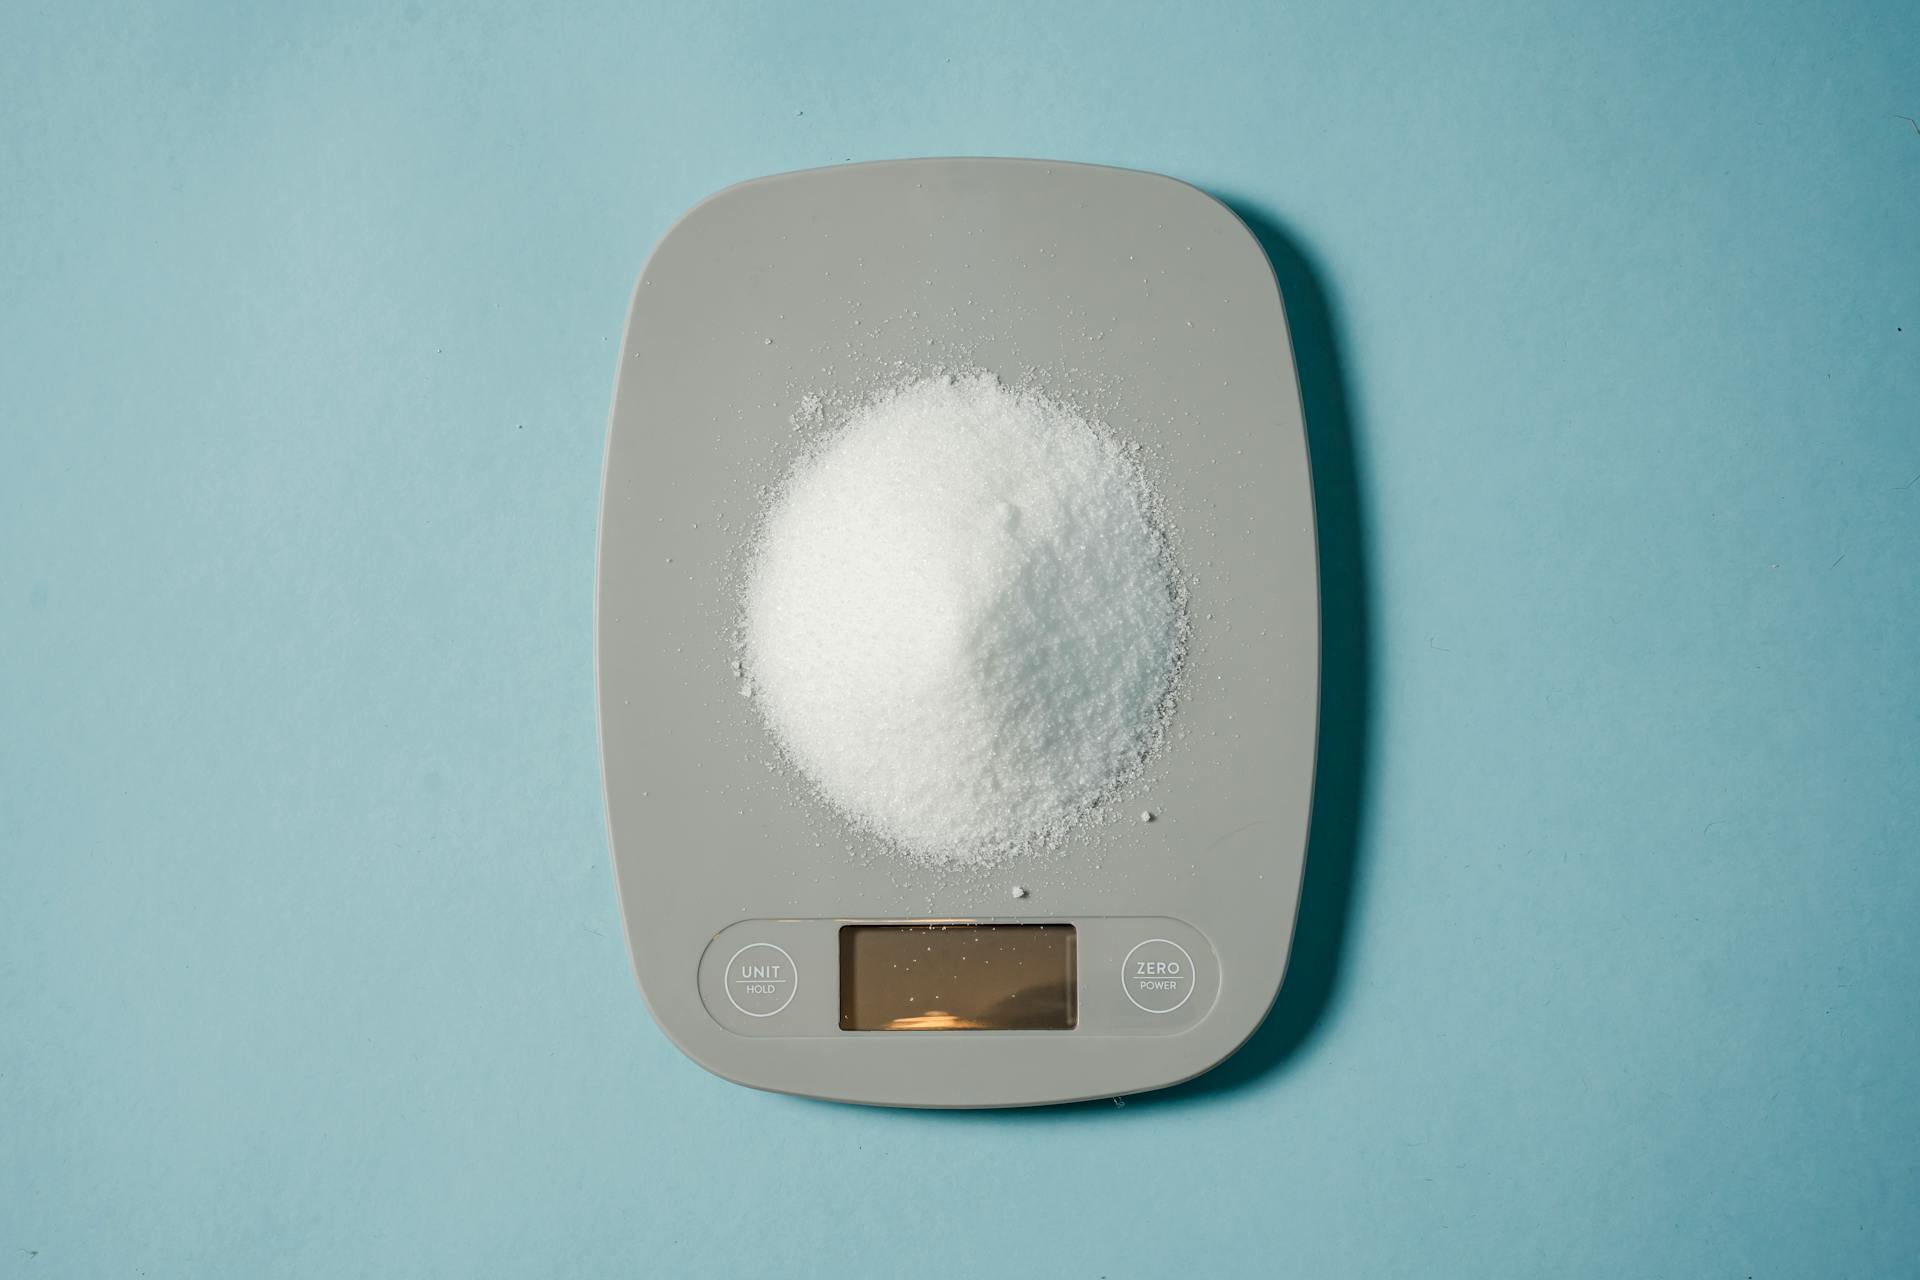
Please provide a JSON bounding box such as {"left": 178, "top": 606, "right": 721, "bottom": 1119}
{"left": 597, "top": 159, "right": 1318, "bottom": 1107}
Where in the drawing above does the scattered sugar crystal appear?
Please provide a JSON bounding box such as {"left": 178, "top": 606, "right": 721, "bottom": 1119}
{"left": 743, "top": 372, "right": 1185, "bottom": 865}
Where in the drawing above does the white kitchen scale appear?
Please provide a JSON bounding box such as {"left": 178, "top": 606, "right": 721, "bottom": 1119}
{"left": 597, "top": 159, "right": 1318, "bottom": 1107}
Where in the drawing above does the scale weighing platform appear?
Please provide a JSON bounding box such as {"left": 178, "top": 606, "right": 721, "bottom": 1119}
{"left": 597, "top": 159, "right": 1318, "bottom": 1108}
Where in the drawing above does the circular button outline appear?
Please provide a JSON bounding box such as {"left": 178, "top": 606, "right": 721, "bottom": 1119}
{"left": 1121, "top": 938, "right": 1197, "bottom": 1014}
{"left": 724, "top": 942, "right": 798, "bottom": 1018}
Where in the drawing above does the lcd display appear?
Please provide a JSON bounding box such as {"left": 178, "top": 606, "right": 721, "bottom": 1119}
{"left": 839, "top": 924, "right": 1077, "bottom": 1031}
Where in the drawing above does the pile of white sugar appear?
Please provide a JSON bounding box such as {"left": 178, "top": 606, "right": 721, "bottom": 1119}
{"left": 743, "top": 372, "right": 1185, "bottom": 865}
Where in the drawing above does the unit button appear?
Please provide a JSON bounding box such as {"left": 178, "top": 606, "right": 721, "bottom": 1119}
{"left": 724, "top": 943, "right": 798, "bottom": 1017}
{"left": 1121, "top": 938, "right": 1197, "bottom": 1014}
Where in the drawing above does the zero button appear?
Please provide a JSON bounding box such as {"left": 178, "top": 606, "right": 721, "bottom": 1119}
{"left": 1121, "top": 939, "right": 1196, "bottom": 1014}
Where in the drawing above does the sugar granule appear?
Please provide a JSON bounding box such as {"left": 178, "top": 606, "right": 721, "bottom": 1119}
{"left": 743, "top": 372, "right": 1186, "bottom": 865}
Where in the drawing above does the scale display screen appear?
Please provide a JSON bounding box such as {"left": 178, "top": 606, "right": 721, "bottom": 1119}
{"left": 839, "top": 924, "right": 1077, "bottom": 1031}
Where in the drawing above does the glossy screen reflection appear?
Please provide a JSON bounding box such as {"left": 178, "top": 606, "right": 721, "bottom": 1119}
{"left": 838, "top": 924, "right": 1077, "bottom": 1031}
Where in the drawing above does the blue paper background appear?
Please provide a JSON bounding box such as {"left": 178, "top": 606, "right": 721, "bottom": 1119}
{"left": 4, "top": 2, "right": 1917, "bottom": 1275}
